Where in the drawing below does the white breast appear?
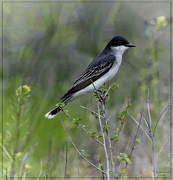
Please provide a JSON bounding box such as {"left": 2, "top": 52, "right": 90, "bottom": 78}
{"left": 73, "top": 55, "right": 122, "bottom": 98}
{"left": 72, "top": 46, "right": 129, "bottom": 99}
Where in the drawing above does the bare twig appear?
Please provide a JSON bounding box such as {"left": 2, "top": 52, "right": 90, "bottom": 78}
{"left": 153, "top": 104, "right": 170, "bottom": 138}
{"left": 20, "top": 143, "right": 38, "bottom": 179}
{"left": 146, "top": 93, "right": 156, "bottom": 180}
{"left": 143, "top": 115, "right": 150, "bottom": 129}
{"left": 104, "top": 85, "right": 113, "bottom": 98}
{"left": 0, "top": 143, "right": 13, "bottom": 162}
{"left": 156, "top": 136, "right": 170, "bottom": 160}
{"left": 58, "top": 114, "right": 107, "bottom": 175}
{"left": 155, "top": 154, "right": 173, "bottom": 180}
{"left": 124, "top": 128, "right": 136, "bottom": 154}
{"left": 64, "top": 140, "right": 68, "bottom": 179}
{"left": 120, "top": 110, "right": 143, "bottom": 173}
{"left": 80, "top": 105, "right": 104, "bottom": 118}
{"left": 147, "top": 90, "right": 152, "bottom": 132}
{"left": 128, "top": 113, "right": 151, "bottom": 141}
{"left": 129, "top": 110, "right": 143, "bottom": 161}
{"left": 60, "top": 147, "right": 66, "bottom": 160}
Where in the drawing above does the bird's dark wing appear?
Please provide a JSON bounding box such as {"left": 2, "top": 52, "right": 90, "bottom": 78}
{"left": 60, "top": 54, "right": 116, "bottom": 102}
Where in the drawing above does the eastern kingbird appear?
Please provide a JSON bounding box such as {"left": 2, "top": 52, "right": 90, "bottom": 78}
{"left": 45, "top": 36, "right": 135, "bottom": 119}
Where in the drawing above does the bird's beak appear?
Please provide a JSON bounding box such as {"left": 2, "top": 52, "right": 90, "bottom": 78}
{"left": 125, "top": 43, "right": 136, "bottom": 47}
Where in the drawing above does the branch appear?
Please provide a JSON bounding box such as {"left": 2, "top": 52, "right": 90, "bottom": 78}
{"left": 62, "top": 109, "right": 103, "bottom": 146}
{"left": 156, "top": 136, "right": 170, "bottom": 160}
{"left": 58, "top": 114, "right": 107, "bottom": 175}
{"left": 128, "top": 113, "right": 151, "bottom": 141}
{"left": 97, "top": 102, "right": 110, "bottom": 179}
{"left": 99, "top": 97, "right": 115, "bottom": 176}
{"left": 147, "top": 90, "right": 152, "bottom": 130}
{"left": 155, "top": 154, "right": 173, "bottom": 180}
{"left": 128, "top": 110, "right": 143, "bottom": 161}
{"left": 95, "top": 86, "right": 116, "bottom": 177}
{"left": 153, "top": 104, "right": 170, "bottom": 138}
{"left": 146, "top": 94, "right": 156, "bottom": 180}
{"left": 80, "top": 105, "right": 104, "bottom": 118}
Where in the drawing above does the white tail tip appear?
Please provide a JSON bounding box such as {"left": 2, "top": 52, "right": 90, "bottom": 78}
{"left": 45, "top": 111, "right": 57, "bottom": 119}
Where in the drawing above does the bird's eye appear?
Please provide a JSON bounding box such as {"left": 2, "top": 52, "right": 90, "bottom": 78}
{"left": 118, "top": 41, "right": 122, "bottom": 45}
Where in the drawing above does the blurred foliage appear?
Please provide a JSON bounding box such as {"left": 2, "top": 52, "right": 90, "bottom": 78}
{"left": 1, "top": 1, "right": 171, "bottom": 178}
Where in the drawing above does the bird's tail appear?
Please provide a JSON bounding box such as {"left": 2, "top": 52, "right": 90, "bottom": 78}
{"left": 45, "top": 105, "right": 63, "bottom": 119}
{"left": 45, "top": 95, "right": 72, "bottom": 119}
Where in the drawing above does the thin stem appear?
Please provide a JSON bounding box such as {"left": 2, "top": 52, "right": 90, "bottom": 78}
{"left": 153, "top": 104, "right": 170, "bottom": 138}
{"left": 104, "top": 85, "right": 113, "bottom": 97}
{"left": 126, "top": 110, "right": 143, "bottom": 168}
{"left": 124, "top": 128, "right": 136, "bottom": 154}
{"left": 156, "top": 136, "right": 170, "bottom": 160}
{"left": 147, "top": 90, "right": 152, "bottom": 129}
{"left": 80, "top": 105, "right": 104, "bottom": 118}
{"left": 152, "top": 137, "right": 156, "bottom": 179}
{"left": 128, "top": 113, "right": 151, "bottom": 141}
{"left": 155, "top": 154, "right": 173, "bottom": 180}
{"left": 59, "top": 114, "right": 107, "bottom": 175}
{"left": 97, "top": 102, "right": 110, "bottom": 179}
{"left": 62, "top": 109, "right": 104, "bottom": 146}
{"left": 99, "top": 159, "right": 105, "bottom": 180}
{"left": 116, "top": 128, "right": 135, "bottom": 175}
{"left": 143, "top": 115, "right": 150, "bottom": 129}
{"left": 100, "top": 95, "right": 115, "bottom": 177}
{"left": 147, "top": 94, "right": 156, "bottom": 179}
{"left": 64, "top": 140, "right": 68, "bottom": 179}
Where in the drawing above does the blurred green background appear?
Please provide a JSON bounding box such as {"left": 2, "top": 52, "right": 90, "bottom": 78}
{"left": 1, "top": 1, "right": 171, "bottom": 178}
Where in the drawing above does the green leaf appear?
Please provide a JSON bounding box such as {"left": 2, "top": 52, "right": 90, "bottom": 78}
{"left": 79, "top": 150, "right": 90, "bottom": 158}
{"left": 88, "top": 131, "right": 96, "bottom": 138}
{"left": 135, "top": 138, "right": 141, "bottom": 144}
{"left": 94, "top": 93, "right": 99, "bottom": 99}
{"left": 119, "top": 110, "right": 127, "bottom": 117}
{"left": 95, "top": 135, "right": 102, "bottom": 139}
{"left": 125, "top": 102, "right": 133, "bottom": 109}
{"left": 117, "top": 117, "right": 121, "bottom": 121}
{"left": 81, "top": 124, "right": 88, "bottom": 129}
{"left": 56, "top": 102, "right": 65, "bottom": 108}
{"left": 117, "top": 153, "right": 131, "bottom": 164}
{"left": 110, "top": 82, "right": 119, "bottom": 91}
{"left": 100, "top": 85, "right": 107, "bottom": 91}
{"left": 97, "top": 163, "right": 103, "bottom": 169}
{"left": 109, "top": 155, "right": 115, "bottom": 159}
{"left": 110, "top": 134, "right": 119, "bottom": 141}
{"left": 103, "top": 125, "right": 109, "bottom": 132}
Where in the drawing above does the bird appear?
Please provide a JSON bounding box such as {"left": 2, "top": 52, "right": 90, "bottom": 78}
{"left": 45, "top": 36, "right": 135, "bottom": 119}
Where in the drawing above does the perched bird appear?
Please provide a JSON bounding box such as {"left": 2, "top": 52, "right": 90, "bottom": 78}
{"left": 45, "top": 36, "right": 135, "bottom": 119}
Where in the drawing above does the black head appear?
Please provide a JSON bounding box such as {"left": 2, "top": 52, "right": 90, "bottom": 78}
{"left": 106, "top": 36, "right": 135, "bottom": 49}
